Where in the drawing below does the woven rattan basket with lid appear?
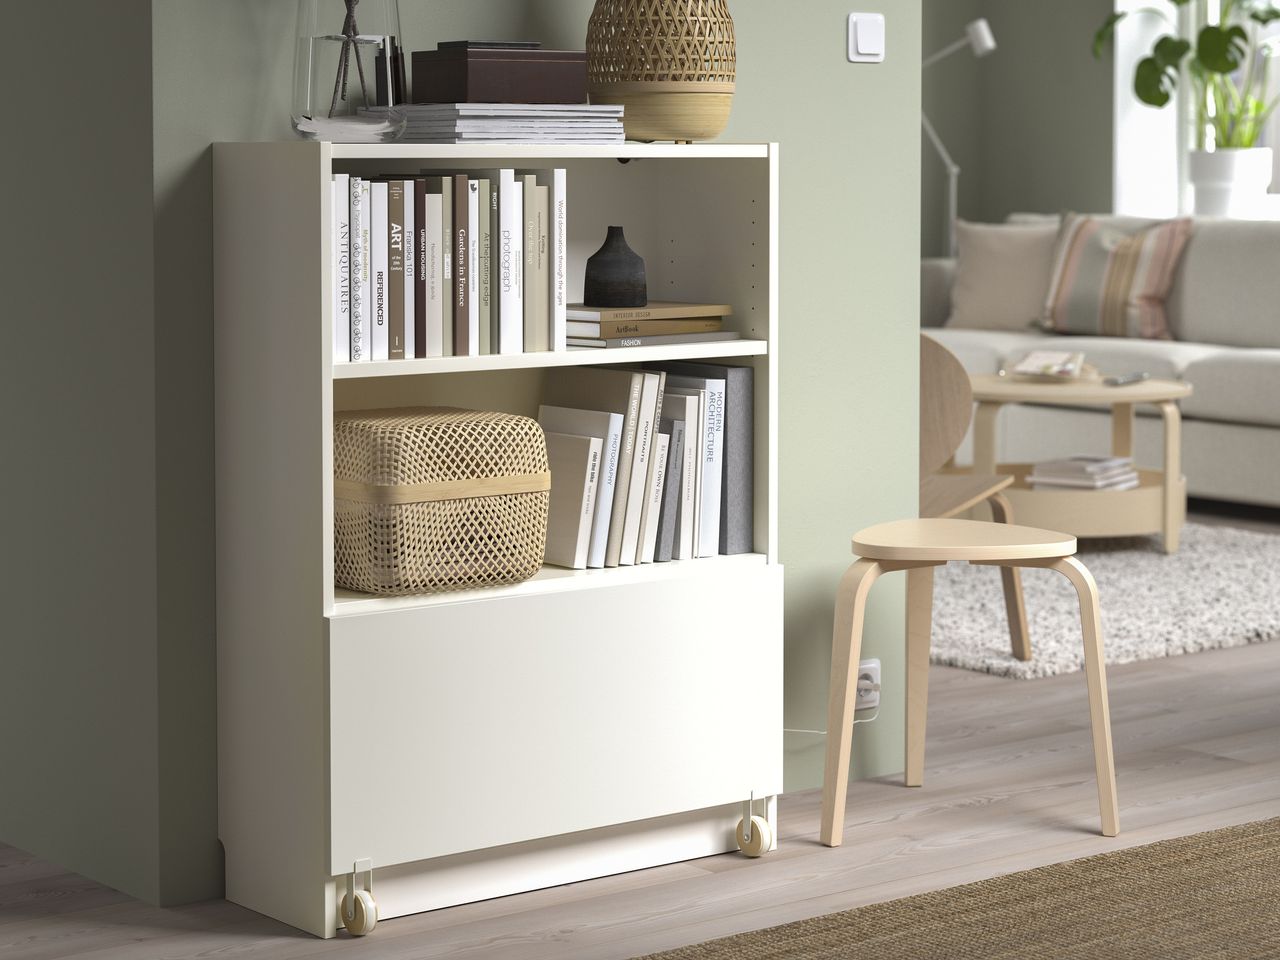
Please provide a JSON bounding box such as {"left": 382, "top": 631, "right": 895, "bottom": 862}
{"left": 334, "top": 408, "right": 550, "bottom": 596}
{"left": 586, "top": 0, "right": 736, "bottom": 142}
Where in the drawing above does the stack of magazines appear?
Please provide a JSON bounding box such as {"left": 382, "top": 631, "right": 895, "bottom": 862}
{"left": 364, "top": 103, "right": 625, "bottom": 143}
{"left": 1027, "top": 456, "right": 1140, "bottom": 491}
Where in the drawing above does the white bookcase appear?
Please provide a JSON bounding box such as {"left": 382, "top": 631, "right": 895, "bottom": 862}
{"left": 213, "top": 140, "right": 782, "bottom": 938}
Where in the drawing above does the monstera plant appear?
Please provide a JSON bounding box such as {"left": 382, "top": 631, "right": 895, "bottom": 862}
{"left": 1095, "top": 0, "right": 1280, "bottom": 150}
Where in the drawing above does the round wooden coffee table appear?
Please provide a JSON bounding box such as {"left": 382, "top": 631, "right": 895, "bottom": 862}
{"left": 968, "top": 375, "right": 1193, "bottom": 553}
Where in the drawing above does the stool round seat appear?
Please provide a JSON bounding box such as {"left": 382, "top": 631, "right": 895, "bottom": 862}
{"left": 852, "top": 517, "right": 1077, "bottom": 563}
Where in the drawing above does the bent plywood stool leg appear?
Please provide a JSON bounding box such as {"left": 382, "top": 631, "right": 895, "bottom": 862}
{"left": 988, "top": 492, "right": 1032, "bottom": 662}
{"left": 1047, "top": 556, "right": 1119, "bottom": 837}
{"left": 821, "top": 559, "right": 883, "bottom": 848}
{"left": 904, "top": 565, "right": 935, "bottom": 788}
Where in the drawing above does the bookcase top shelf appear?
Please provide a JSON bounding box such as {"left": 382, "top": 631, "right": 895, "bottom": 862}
{"left": 326, "top": 142, "right": 773, "bottom": 161}
{"left": 331, "top": 339, "right": 769, "bottom": 378}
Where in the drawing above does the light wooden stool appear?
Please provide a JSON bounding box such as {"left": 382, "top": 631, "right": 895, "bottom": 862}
{"left": 820, "top": 517, "right": 1120, "bottom": 848}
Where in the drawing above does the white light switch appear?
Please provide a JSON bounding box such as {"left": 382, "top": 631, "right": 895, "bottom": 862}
{"left": 847, "top": 13, "right": 886, "bottom": 63}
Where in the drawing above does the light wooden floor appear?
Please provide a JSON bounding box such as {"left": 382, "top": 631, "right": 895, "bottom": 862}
{"left": 4, "top": 506, "right": 1279, "bottom": 959}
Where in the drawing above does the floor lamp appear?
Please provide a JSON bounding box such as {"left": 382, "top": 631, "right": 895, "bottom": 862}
{"left": 923, "top": 18, "right": 997, "bottom": 257}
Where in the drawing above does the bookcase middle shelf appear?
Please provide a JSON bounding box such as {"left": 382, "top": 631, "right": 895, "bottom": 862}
{"left": 331, "top": 338, "right": 769, "bottom": 378}
{"left": 331, "top": 551, "right": 770, "bottom": 615}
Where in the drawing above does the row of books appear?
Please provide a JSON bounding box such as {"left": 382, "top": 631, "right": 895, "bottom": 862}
{"left": 1028, "top": 456, "right": 1140, "bottom": 491}
{"left": 539, "top": 362, "right": 754, "bottom": 569}
{"left": 331, "top": 168, "right": 566, "bottom": 362}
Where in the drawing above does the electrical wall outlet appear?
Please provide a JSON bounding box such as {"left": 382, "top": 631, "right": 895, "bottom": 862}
{"left": 856, "top": 658, "right": 881, "bottom": 711}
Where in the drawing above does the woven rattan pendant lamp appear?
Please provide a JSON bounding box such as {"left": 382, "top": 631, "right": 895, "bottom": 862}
{"left": 586, "top": 0, "right": 736, "bottom": 143}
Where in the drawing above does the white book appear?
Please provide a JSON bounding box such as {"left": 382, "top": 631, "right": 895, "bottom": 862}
{"left": 665, "top": 375, "right": 724, "bottom": 556}
{"left": 641, "top": 433, "right": 670, "bottom": 564}
{"left": 518, "top": 168, "right": 568, "bottom": 351}
{"left": 466, "top": 180, "right": 480, "bottom": 356}
{"left": 423, "top": 191, "right": 444, "bottom": 357}
{"left": 619, "top": 372, "right": 660, "bottom": 566}
{"left": 331, "top": 175, "right": 351, "bottom": 363}
{"left": 498, "top": 177, "right": 524, "bottom": 354}
{"left": 662, "top": 391, "right": 702, "bottom": 559}
{"left": 402, "top": 180, "right": 415, "bottom": 359}
{"left": 369, "top": 180, "right": 389, "bottom": 361}
{"left": 537, "top": 405, "right": 623, "bottom": 569}
{"left": 543, "top": 432, "right": 604, "bottom": 570}
{"left": 349, "top": 177, "right": 369, "bottom": 362}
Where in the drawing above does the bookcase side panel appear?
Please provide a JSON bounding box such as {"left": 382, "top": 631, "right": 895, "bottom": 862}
{"left": 214, "top": 142, "right": 335, "bottom": 937}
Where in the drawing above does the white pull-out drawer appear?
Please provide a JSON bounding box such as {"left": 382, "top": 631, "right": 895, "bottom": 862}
{"left": 328, "top": 560, "right": 783, "bottom": 875}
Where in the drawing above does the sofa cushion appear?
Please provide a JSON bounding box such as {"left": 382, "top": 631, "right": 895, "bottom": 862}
{"left": 1044, "top": 213, "right": 1193, "bottom": 339}
{"left": 922, "top": 328, "right": 1052, "bottom": 375}
{"left": 1182, "top": 350, "right": 1280, "bottom": 428}
{"left": 947, "top": 221, "right": 1058, "bottom": 332}
{"left": 1167, "top": 219, "right": 1280, "bottom": 349}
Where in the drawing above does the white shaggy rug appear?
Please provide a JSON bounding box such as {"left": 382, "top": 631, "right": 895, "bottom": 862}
{"left": 930, "top": 522, "right": 1280, "bottom": 679}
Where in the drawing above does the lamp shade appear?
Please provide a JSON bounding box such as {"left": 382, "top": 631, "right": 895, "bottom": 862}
{"left": 966, "top": 18, "right": 997, "bottom": 58}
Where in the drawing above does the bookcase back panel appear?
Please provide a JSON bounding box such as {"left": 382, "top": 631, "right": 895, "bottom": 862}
{"left": 331, "top": 157, "right": 770, "bottom": 341}
{"left": 333, "top": 359, "right": 776, "bottom": 562}
{"left": 328, "top": 561, "right": 783, "bottom": 873}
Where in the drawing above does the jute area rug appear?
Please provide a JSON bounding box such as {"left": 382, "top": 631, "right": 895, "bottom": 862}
{"left": 930, "top": 521, "right": 1280, "bottom": 679}
{"left": 636, "top": 818, "right": 1280, "bottom": 960}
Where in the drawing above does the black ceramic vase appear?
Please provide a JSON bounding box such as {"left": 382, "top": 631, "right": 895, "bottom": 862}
{"left": 583, "top": 226, "right": 647, "bottom": 307}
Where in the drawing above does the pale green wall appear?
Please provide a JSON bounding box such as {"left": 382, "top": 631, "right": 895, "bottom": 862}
{"left": 534, "top": 0, "right": 923, "bottom": 789}
{"left": 2, "top": 0, "right": 920, "bottom": 905}
{"left": 921, "top": 0, "right": 1114, "bottom": 255}
{"left": 0, "top": 0, "right": 162, "bottom": 904}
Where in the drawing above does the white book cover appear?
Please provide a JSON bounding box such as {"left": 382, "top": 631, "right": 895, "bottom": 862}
{"left": 543, "top": 432, "right": 603, "bottom": 570}
{"left": 537, "top": 405, "right": 623, "bottom": 569}
{"left": 370, "top": 180, "right": 389, "bottom": 361}
{"left": 331, "top": 175, "right": 351, "bottom": 363}
{"left": 518, "top": 168, "right": 567, "bottom": 351}
{"left": 466, "top": 180, "right": 480, "bottom": 357}
{"left": 666, "top": 376, "right": 724, "bottom": 556}
{"left": 640, "top": 433, "right": 670, "bottom": 564}
{"left": 349, "top": 177, "right": 368, "bottom": 362}
{"left": 423, "top": 192, "right": 444, "bottom": 357}
{"left": 498, "top": 176, "right": 524, "bottom": 354}
{"left": 662, "top": 391, "right": 702, "bottom": 559}
{"left": 619, "top": 372, "right": 660, "bottom": 566}
{"left": 402, "top": 180, "right": 415, "bottom": 360}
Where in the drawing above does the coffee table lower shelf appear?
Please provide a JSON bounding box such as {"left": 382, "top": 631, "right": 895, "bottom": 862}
{"left": 992, "top": 464, "right": 1186, "bottom": 544}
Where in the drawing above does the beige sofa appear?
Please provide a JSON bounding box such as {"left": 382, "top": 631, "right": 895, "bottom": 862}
{"left": 922, "top": 219, "right": 1280, "bottom": 508}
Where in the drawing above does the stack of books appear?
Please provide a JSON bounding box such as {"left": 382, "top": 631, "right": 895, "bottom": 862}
{"left": 364, "top": 103, "right": 625, "bottom": 143}
{"left": 1027, "top": 456, "right": 1140, "bottom": 491}
{"left": 567, "top": 301, "right": 740, "bottom": 350}
{"left": 1010, "top": 350, "right": 1086, "bottom": 382}
{"left": 538, "top": 363, "right": 754, "bottom": 570}
{"left": 330, "top": 167, "right": 566, "bottom": 361}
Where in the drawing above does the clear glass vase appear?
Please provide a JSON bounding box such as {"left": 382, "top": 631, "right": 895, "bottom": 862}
{"left": 292, "top": 0, "right": 407, "bottom": 142}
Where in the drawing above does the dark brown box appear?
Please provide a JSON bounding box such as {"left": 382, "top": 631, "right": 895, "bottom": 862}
{"left": 411, "top": 48, "right": 588, "bottom": 104}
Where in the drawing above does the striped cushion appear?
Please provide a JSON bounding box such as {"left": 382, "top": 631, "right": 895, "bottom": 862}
{"left": 1043, "top": 214, "right": 1194, "bottom": 339}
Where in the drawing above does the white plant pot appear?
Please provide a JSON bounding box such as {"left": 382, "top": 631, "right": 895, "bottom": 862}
{"left": 1189, "top": 148, "right": 1274, "bottom": 217}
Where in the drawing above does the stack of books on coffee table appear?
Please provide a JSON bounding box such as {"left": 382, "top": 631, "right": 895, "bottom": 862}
{"left": 1027, "top": 456, "right": 1140, "bottom": 491}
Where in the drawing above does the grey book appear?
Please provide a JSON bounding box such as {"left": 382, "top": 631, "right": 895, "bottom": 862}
{"left": 655, "top": 418, "right": 685, "bottom": 562}
{"left": 543, "top": 432, "right": 603, "bottom": 570}
{"left": 657, "top": 361, "right": 754, "bottom": 555}
{"left": 541, "top": 367, "right": 645, "bottom": 567}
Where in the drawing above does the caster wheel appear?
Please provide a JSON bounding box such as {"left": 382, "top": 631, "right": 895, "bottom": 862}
{"left": 341, "top": 888, "right": 378, "bottom": 936}
{"left": 736, "top": 814, "right": 773, "bottom": 858}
